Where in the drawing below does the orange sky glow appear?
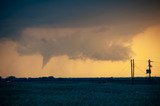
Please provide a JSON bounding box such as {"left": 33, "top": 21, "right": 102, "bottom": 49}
{"left": 0, "top": 25, "right": 160, "bottom": 78}
{"left": 1, "top": 1, "right": 160, "bottom": 78}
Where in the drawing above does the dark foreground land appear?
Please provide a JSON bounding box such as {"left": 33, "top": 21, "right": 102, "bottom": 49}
{"left": 0, "top": 77, "right": 160, "bottom": 106}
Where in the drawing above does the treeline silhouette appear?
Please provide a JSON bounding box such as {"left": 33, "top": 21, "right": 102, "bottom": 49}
{"left": 0, "top": 76, "right": 55, "bottom": 82}
{"left": 0, "top": 76, "right": 160, "bottom": 85}
{"left": 0, "top": 76, "right": 115, "bottom": 83}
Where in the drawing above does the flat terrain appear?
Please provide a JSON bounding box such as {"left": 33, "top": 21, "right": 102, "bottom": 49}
{"left": 0, "top": 78, "right": 160, "bottom": 106}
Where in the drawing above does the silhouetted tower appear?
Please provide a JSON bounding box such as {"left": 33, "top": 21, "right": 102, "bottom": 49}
{"left": 130, "top": 59, "right": 134, "bottom": 84}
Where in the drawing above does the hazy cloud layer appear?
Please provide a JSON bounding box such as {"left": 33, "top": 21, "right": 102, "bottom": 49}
{"left": 1, "top": 0, "right": 160, "bottom": 38}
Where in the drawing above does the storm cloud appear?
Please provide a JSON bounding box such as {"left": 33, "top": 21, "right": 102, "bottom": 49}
{"left": 1, "top": 0, "right": 160, "bottom": 67}
{"left": 16, "top": 25, "right": 135, "bottom": 67}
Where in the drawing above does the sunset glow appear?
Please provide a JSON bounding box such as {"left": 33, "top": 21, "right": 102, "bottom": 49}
{"left": 0, "top": 0, "right": 160, "bottom": 78}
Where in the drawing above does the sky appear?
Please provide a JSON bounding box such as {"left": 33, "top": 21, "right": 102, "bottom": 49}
{"left": 0, "top": 0, "right": 160, "bottom": 78}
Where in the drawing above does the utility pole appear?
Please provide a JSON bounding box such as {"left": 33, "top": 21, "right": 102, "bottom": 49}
{"left": 131, "top": 59, "right": 132, "bottom": 79}
{"left": 147, "top": 59, "right": 152, "bottom": 78}
{"left": 133, "top": 59, "right": 135, "bottom": 78}
{"left": 130, "top": 59, "right": 134, "bottom": 84}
